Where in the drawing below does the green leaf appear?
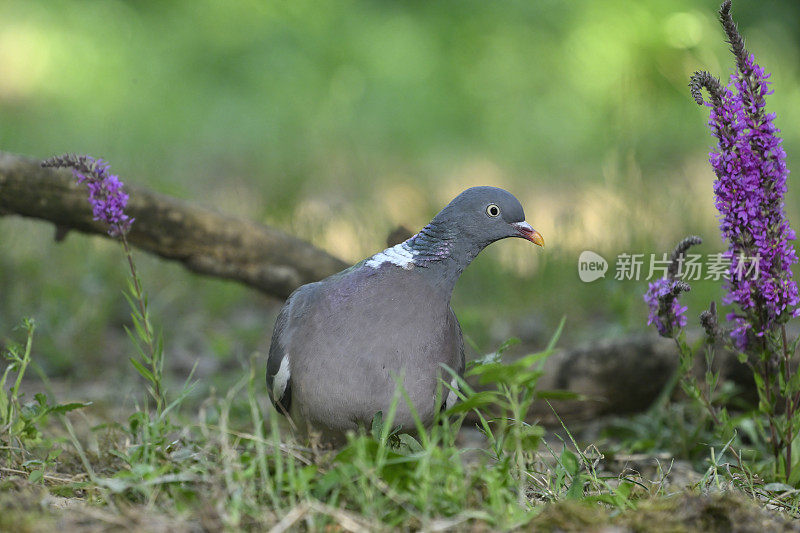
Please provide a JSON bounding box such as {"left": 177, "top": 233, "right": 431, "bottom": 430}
{"left": 50, "top": 402, "right": 92, "bottom": 415}
{"left": 439, "top": 366, "right": 476, "bottom": 396}
{"left": 546, "top": 316, "right": 566, "bottom": 352}
{"left": 566, "top": 472, "right": 584, "bottom": 499}
{"left": 129, "top": 357, "right": 155, "bottom": 383}
{"left": 466, "top": 361, "right": 510, "bottom": 380}
{"left": 584, "top": 493, "right": 620, "bottom": 506}
{"left": 371, "top": 411, "right": 384, "bottom": 441}
{"left": 397, "top": 433, "right": 423, "bottom": 453}
{"left": 788, "top": 334, "right": 800, "bottom": 358}
{"left": 471, "top": 363, "right": 543, "bottom": 387}
{"left": 535, "top": 390, "right": 581, "bottom": 401}
{"left": 512, "top": 350, "right": 553, "bottom": 370}
{"left": 445, "top": 391, "right": 501, "bottom": 414}
{"left": 466, "top": 351, "right": 502, "bottom": 371}
{"left": 519, "top": 424, "right": 545, "bottom": 448}
{"left": 131, "top": 313, "right": 149, "bottom": 346}
{"left": 28, "top": 470, "right": 43, "bottom": 484}
{"left": 560, "top": 448, "right": 580, "bottom": 477}
{"left": 789, "top": 452, "right": 800, "bottom": 486}
{"left": 155, "top": 332, "right": 165, "bottom": 363}
{"left": 616, "top": 481, "right": 633, "bottom": 500}
{"left": 496, "top": 337, "right": 521, "bottom": 355}
{"left": 0, "top": 392, "right": 8, "bottom": 424}
{"left": 47, "top": 448, "right": 63, "bottom": 461}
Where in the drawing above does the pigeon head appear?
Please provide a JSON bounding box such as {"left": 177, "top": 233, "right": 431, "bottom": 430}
{"left": 361, "top": 186, "right": 545, "bottom": 291}
{"left": 365, "top": 186, "right": 543, "bottom": 288}
{"left": 433, "top": 186, "right": 544, "bottom": 249}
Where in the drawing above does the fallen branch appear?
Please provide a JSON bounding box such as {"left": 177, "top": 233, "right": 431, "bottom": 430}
{"left": 0, "top": 151, "right": 347, "bottom": 299}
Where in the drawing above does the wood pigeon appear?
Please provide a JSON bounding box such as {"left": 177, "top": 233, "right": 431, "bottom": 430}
{"left": 266, "top": 186, "right": 544, "bottom": 442}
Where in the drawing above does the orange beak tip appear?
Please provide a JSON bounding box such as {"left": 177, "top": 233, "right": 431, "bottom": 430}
{"left": 511, "top": 221, "right": 545, "bottom": 247}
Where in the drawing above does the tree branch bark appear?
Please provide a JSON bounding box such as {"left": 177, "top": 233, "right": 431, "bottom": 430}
{"left": 0, "top": 151, "right": 348, "bottom": 299}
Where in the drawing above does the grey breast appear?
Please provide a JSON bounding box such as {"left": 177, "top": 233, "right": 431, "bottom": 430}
{"left": 285, "top": 264, "right": 462, "bottom": 434}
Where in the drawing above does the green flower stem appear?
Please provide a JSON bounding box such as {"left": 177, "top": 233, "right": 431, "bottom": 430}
{"left": 121, "top": 233, "right": 163, "bottom": 415}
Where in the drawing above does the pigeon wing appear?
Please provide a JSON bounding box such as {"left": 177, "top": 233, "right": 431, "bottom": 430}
{"left": 266, "top": 283, "right": 318, "bottom": 415}
{"left": 441, "top": 306, "right": 466, "bottom": 412}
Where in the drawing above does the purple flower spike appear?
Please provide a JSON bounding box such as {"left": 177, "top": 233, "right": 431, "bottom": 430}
{"left": 689, "top": 1, "right": 799, "bottom": 348}
{"left": 42, "top": 154, "right": 134, "bottom": 237}
{"left": 644, "top": 236, "right": 700, "bottom": 338}
{"left": 645, "top": 278, "right": 690, "bottom": 338}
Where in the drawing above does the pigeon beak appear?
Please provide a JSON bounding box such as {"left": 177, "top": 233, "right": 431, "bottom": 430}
{"left": 512, "top": 221, "right": 545, "bottom": 247}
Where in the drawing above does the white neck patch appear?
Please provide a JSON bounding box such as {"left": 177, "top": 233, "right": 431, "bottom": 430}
{"left": 365, "top": 242, "right": 417, "bottom": 270}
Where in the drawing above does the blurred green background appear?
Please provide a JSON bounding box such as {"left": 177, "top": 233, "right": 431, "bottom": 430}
{"left": 2, "top": 0, "right": 800, "bottom": 388}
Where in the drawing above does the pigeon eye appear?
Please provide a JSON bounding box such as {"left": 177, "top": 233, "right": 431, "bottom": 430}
{"left": 486, "top": 204, "right": 500, "bottom": 217}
